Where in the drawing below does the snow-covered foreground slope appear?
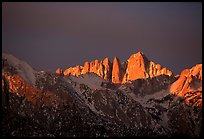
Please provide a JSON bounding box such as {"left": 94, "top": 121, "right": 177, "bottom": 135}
{"left": 2, "top": 53, "right": 36, "bottom": 86}
{"left": 68, "top": 73, "right": 108, "bottom": 90}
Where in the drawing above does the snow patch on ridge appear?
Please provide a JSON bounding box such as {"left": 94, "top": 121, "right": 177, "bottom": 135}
{"left": 68, "top": 73, "right": 107, "bottom": 90}
{"left": 2, "top": 53, "right": 36, "bottom": 86}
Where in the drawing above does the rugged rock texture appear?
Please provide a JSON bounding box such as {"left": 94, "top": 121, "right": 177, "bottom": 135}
{"left": 2, "top": 53, "right": 202, "bottom": 137}
{"left": 170, "top": 64, "right": 202, "bottom": 107}
{"left": 81, "top": 62, "right": 89, "bottom": 74}
{"left": 112, "top": 57, "right": 125, "bottom": 83}
{"left": 2, "top": 53, "right": 36, "bottom": 86}
{"left": 122, "top": 52, "right": 149, "bottom": 82}
{"left": 64, "top": 58, "right": 113, "bottom": 81}
{"left": 55, "top": 68, "right": 63, "bottom": 75}
{"left": 102, "top": 58, "right": 112, "bottom": 81}
{"left": 122, "top": 52, "right": 172, "bottom": 83}
{"left": 148, "top": 61, "right": 172, "bottom": 78}
{"left": 64, "top": 65, "right": 83, "bottom": 77}
{"left": 61, "top": 52, "right": 173, "bottom": 83}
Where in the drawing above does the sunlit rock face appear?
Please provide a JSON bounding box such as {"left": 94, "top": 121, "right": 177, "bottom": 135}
{"left": 64, "top": 66, "right": 83, "bottom": 76}
{"left": 148, "top": 61, "right": 172, "bottom": 78}
{"left": 63, "top": 67, "right": 72, "bottom": 76}
{"left": 81, "top": 62, "right": 89, "bottom": 74}
{"left": 55, "top": 68, "right": 63, "bottom": 75}
{"left": 112, "top": 57, "right": 125, "bottom": 83}
{"left": 63, "top": 58, "right": 112, "bottom": 81}
{"left": 122, "top": 52, "right": 149, "bottom": 82}
{"left": 102, "top": 58, "right": 112, "bottom": 81}
{"left": 3, "top": 72, "right": 66, "bottom": 107}
{"left": 170, "top": 64, "right": 202, "bottom": 107}
{"left": 122, "top": 52, "right": 173, "bottom": 83}
{"left": 62, "top": 52, "right": 173, "bottom": 83}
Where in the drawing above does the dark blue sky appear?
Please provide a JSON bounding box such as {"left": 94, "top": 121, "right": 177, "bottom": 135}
{"left": 2, "top": 2, "right": 202, "bottom": 74}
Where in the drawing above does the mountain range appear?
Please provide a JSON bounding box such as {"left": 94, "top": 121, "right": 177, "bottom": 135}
{"left": 2, "top": 52, "right": 202, "bottom": 137}
{"left": 57, "top": 52, "right": 172, "bottom": 83}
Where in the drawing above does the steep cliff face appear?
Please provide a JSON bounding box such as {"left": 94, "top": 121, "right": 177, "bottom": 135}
{"left": 170, "top": 64, "right": 202, "bottom": 107}
{"left": 102, "top": 58, "right": 112, "bottom": 81}
{"left": 61, "top": 52, "right": 173, "bottom": 83}
{"left": 112, "top": 57, "right": 125, "bottom": 83}
{"left": 122, "top": 52, "right": 172, "bottom": 83}
{"left": 63, "top": 58, "right": 113, "bottom": 81}
{"left": 81, "top": 62, "right": 89, "bottom": 74}
{"left": 148, "top": 61, "right": 172, "bottom": 78}
{"left": 63, "top": 65, "right": 83, "bottom": 77}
{"left": 122, "top": 52, "right": 149, "bottom": 82}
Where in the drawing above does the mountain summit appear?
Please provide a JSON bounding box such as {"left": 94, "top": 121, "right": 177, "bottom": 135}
{"left": 59, "top": 52, "right": 173, "bottom": 83}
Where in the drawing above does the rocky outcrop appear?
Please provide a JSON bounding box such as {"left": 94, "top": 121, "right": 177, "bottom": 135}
{"left": 148, "top": 61, "right": 172, "bottom": 78}
{"left": 122, "top": 52, "right": 149, "bottom": 82}
{"left": 122, "top": 52, "right": 172, "bottom": 83}
{"left": 2, "top": 53, "right": 36, "bottom": 86}
{"left": 55, "top": 68, "right": 63, "bottom": 75}
{"left": 102, "top": 58, "right": 112, "bottom": 81}
{"left": 112, "top": 57, "right": 125, "bottom": 83}
{"left": 64, "top": 65, "right": 83, "bottom": 76}
{"left": 112, "top": 57, "right": 124, "bottom": 83}
{"left": 64, "top": 58, "right": 113, "bottom": 81}
{"left": 170, "top": 64, "right": 202, "bottom": 107}
{"left": 81, "top": 62, "right": 89, "bottom": 74}
{"left": 61, "top": 52, "right": 173, "bottom": 83}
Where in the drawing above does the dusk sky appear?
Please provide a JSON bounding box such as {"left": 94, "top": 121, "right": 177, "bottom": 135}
{"left": 2, "top": 2, "right": 202, "bottom": 74}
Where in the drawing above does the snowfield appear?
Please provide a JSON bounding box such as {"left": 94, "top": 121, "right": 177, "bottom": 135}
{"left": 2, "top": 53, "right": 36, "bottom": 86}
{"left": 68, "top": 73, "right": 108, "bottom": 90}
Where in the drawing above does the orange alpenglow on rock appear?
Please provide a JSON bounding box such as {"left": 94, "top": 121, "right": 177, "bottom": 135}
{"left": 89, "top": 59, "right": 102, "bottom": 77}
{"left": 90, "top": 60, "right": 99, "bottom": 73}
{"left": 63, "top": 66, "right": 82, "bottom": 76}
{"left": 170, "top": 64, "right": 202, "bottom": 106}
{"left": 148, "top": 61, "right": 172, "bottom": 78}
{"left": 81, "top": 62, "right": 89, "bottom": 74}
{"left": 123, "top": 52, "right": 149, "bottom": 82}
{"left": 64, "top": 67, "right": 73, "bottom": 76}
{"left": 170, "top": 64, "right": 202, "bottom": 95}
{"left": 102, "top": 57, "right": 112, "bottom": 81}
{"left": 55, "top": 68, "right": 63, "bottom": 75}
{"left": 122, "top": 51, "right": 173, "bottom": 83}
{"left": 74, "top": 65, "right": 83, "bottom": 77}
{"left": 112, "top": 57, "right": 124, "bottom": 83}
{"left": 62, "top": 51, "right": 174, "bottom": 83}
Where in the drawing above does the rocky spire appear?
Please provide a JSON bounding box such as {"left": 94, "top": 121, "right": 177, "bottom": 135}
{"left": 55, "top": 68, "right": 63, "bottom": 75}
{"left": 112, "top": 57, "right": 124, "bottom": 83}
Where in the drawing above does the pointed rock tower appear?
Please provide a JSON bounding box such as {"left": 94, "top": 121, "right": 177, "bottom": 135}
{"left": 112, "top": 57, "right": 124, "bottom": 83}
{"left": 55, "top": 68, "right": 63, "bottom": 75}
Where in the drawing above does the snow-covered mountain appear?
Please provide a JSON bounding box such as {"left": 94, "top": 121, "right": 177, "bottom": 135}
{"left": 2, "top": 53, "right": 36, "bottom": 86}
{"left": 2, "top": 52, "right": 202, "bottom": 137}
